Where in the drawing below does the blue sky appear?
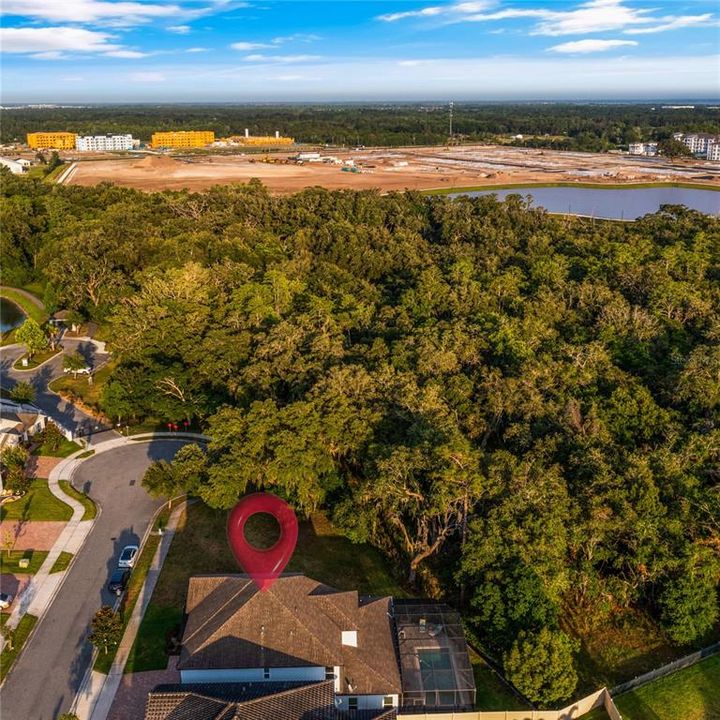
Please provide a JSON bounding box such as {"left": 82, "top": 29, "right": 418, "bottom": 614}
{"left": 1, "top": 0, "right": 719, "bottom": 101}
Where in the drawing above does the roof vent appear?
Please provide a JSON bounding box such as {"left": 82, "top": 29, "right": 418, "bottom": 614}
{"left": 341, "top": 630, "right": 358, "bottom": 647}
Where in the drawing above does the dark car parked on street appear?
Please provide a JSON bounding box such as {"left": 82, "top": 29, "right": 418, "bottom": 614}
{"left": 108, "top": 568, "right": 130, "bottom": 596}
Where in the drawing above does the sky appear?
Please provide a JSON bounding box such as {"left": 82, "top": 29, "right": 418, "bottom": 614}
{"left": 1, "top": 0, "right": 719, "bottom": 102}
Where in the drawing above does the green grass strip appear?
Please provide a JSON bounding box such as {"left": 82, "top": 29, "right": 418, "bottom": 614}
{"left": 49, "top": 551, "right": 74, "bottom": 574}
{"left": 58, "top": 480, "right": 97, "bottom": 521}
{"left": 0, "top": 614, "right": 38, "bottom": 681}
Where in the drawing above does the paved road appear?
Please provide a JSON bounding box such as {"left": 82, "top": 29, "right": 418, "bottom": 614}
{"left": 0, "top": 338, "right": 117, "bottom": 444}
{"left": 0, "top": 440, "right": 190, "bottom": 720}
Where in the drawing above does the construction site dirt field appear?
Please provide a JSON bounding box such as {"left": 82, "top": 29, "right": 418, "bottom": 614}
{"left": 63, "top": 145, "right": 720, "bottom": 194}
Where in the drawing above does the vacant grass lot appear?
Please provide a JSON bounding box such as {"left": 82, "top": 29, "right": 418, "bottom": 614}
{"left": 0, "top": 479, "right": 72, "bottom": 522}
{"left": 49, "top": 363, "right": 114, "bottom": 417}
{"left": 586, "top": 655, "right": 720, "bottom": 720}
{"left": 0, "top": 550, "right": 48, "bottom": 574}
{"left": 125, "top": 501, "right": 408, "bottom": 673}
{"left": 0, "top": 613, "right": 38, "bottom": 681}
{"left": 471, "top": 652, "right": 531, "bottom": 711}
{"left": 59, "top": 480, "right": 97, "bottom": 520}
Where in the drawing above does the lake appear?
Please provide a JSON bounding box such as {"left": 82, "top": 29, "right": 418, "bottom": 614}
{"left": 451, "top": 186, "right": 720, "bottom": 220}
{"left": 0, "top": 297, "right": 26, "bottom": 334}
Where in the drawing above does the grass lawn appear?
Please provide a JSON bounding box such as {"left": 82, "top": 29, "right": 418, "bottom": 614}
{"left": 0, "top": 550, "right": 48, "bottom": 574}
{"left": 0, "top": 613, "right": 38, "bottom": 681}
{"left": 0, "top": 479, "right": 73, "bottom": 521}
{"left": 124, "top": 502, "right": 408, "bottom": 673}
{"left": 59, "top": 480, "right": 97, "bottom": 520}
{"left": 471, "top": 651, "right": 531, "bottom": 711}
{"left": 32, "top": 437, "right": 82, "bottom": 458}
{"left": 49, "top": 363, "right": 114, "bottom": 417}
{"left": 586, "top": 655, "right": 720, "bottom": 720}
{"left": 0, "top": 287, "right": 46, "bottom": 324}
{"left": 12, "top": 347, "right": 61, "bottom": 371}
{"left": 50, "top": 551, "right": 74, "bottom": 574}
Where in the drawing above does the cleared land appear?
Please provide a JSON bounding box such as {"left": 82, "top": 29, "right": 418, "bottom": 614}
{"left": 64, "top": 146, "right": 720, "bottom": 194}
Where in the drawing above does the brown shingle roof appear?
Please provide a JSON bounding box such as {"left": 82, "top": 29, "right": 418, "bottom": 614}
{"left": 179, "top": 575, "right": 401, "bottom": 694}
{"left": 145, "top": 680, "right": 397, "bottom": 720}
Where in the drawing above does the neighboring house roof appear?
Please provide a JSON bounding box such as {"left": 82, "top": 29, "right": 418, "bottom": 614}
{"left": 179, "top": 574, "right": 402, "bottom": 695}
{"left": 145, "top": 680, "right": 398, "bottom": 720}
{"left": 0, "top": 401, "right": 44, "bottom": 435}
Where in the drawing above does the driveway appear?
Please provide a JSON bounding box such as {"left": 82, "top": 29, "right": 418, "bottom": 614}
{"left": 0, "top": 338, "right": 117, "bottom": 444}
{"left": 0, "top": 440, "right": 191, "bottom": 720}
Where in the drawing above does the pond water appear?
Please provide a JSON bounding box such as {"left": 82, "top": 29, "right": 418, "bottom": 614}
{"left": 451, "top": 186, "right": 720, "bottom": 220}
{"left": 0, "top": 297, "right": 26, "bottom": 334}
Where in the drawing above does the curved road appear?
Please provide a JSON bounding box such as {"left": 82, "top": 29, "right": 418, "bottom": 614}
{"left": 0, "top": 440, "right": 190, "bottom": 719}
{"left": 1, "top": 338, "right": 117, "bottom": 444}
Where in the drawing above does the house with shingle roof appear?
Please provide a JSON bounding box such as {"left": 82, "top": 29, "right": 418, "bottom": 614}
{"left": 145, "top": 573, "right": 475, "bottom": 719}
{"left": 178, "top": 574, "right": 402, "bottom": 712}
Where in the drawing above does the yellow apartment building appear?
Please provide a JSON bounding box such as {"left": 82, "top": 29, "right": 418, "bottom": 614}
{"left": 226, "top": 135, "right": 295, "bottom": 146}
{"left": 151, "top": 130, "right": 215, "bottom": 148}
{"left": 27, "top": 132, "right": 77, "bottom": 150}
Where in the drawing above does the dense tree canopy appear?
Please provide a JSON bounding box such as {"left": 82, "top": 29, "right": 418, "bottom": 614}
{"left": 3, "top": 103, "right": 718, "bottom": 151}
{"left": 2, "top": 169, "right": 719, "bottom": 704}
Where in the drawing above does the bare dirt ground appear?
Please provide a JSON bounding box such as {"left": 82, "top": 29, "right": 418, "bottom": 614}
{"left": 64, "top": 145, "right": 720, "bottom": 194}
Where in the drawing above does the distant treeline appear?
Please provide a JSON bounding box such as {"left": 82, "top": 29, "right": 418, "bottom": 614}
{"left": 2, "top": 103, "right": 719, "bottom": 151}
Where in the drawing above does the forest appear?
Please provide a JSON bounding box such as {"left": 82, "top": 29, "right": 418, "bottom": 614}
{"left": 2, "top": 170, "right": 719, "bottom": 705}
{"left": 3, "top": 102, "right": 719, "bottom": 151}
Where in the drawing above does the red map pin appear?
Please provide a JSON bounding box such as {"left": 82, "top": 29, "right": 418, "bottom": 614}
{"left": 227, "top": 492, "right": 299, "bottom": 591}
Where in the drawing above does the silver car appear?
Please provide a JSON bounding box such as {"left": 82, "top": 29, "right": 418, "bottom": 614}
{"left": 117, "top": 545, "right": 139, "bottom": 568}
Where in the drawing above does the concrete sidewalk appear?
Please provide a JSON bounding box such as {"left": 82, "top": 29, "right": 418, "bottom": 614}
{"left": 73, "top": 502, "right": 185, "bottom": 720}
{"left": 5, "top": 454, "right": 95, "bottom": 629}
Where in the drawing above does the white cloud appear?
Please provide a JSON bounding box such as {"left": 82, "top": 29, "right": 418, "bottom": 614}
{"left": 0, "top": 26, "right": 151, "bottom": 58}
{"left": 625, "top": 14, "right": 713, "bottom": 34}
{"left": 380, "top": 0, "right": 715, "bottom": 38}
{"left": 130, "top": 71, "right": 166, "bottom": 82}
{"left": 186, "top": 47, "right": 208, "bottom": 53}
{"left": 378, "top": 2, "right": 494, "bottom": 22}
{"left": 231, "top": 41, "right": 273, "bottom": 50}
{"left": 104, "top": 49, "right": 148, "bottom": 58}
{"left": 0, "top": 26, "right": 121, "bottom": 54}
{"left": 1, "top": 0, "right": 182, "bottom": 24}
{"left": 167, "top": 25, "right": 191, "bottom": 34}
{"left": 549, "top": 38, "right": 638, "bottom": 53}
{"left": 243, "top": 54, "right": 322, "bottom": 63}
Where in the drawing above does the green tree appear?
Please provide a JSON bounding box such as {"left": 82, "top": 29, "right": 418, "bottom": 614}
{"left": 170, "top": 444, "right": 207, "bottom": 496}
{"left": 9, "top": 381, "right": 36, "bottom": 405}
{"left": 15, "top": 318, "right": 47, "bottom": 358}
{"left": 1, "top": 445, "right": 29, "bottom": 495}
{"left": 41, "top": 421, "right": 65, "bottom": 454}
{"left": 142, "top": 460, "right": 182, "bottom": 507}
{"left": 88, "top": 606, "right": 123, "bottom": 655}
{"left": 660, "top": 553, "right": 719, "bottom": 645}
{"left": 657, "top": 138, "right": 693, "bottom": 158}
{"left": 63, "top": 350, "right": 88, "bottom": 378}
{"left": 504, "top": 628, "right": 579, "bottom": 706}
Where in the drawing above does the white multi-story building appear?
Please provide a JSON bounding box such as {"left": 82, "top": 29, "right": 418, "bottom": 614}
{"left": 0, "top": 157, "right": 28, "bottom": 174}
{"left": 628, "top": 143, "right": 658, "bottom": 156}
{"left": 707, "top": 141, "right": 720, "bottom": 162}
{"left": 679, "top": 134, "right": 717, "bottom": 155}
{"left": 75, "top": 134, "right": 134, "bottom": 152}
